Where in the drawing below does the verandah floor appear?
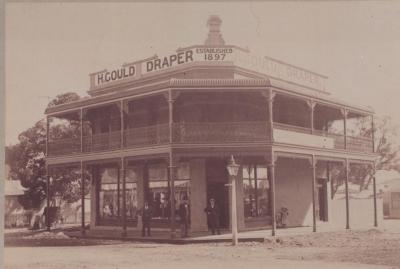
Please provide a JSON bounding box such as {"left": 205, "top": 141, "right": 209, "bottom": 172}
{"left": 63, "top": 220, "right": 390, "bottom": 244}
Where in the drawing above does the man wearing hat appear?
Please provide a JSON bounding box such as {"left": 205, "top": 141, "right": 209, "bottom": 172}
{"left": 140, "top": 201, "right": 152, "bottom": 237}
{"left": 204, "top": 198, "right": 220, "bottom": 235}
{"left": 178, "top": 196, "right": 190, "bottom": 238}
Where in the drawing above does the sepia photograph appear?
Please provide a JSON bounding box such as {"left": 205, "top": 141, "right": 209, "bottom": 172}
{"left": 2, "top": 1, "right": 400, "bottom": 269}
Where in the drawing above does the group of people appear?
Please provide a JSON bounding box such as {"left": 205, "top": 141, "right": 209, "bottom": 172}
{"left": 139, "top": 198, "right": 221, "bottom": 237}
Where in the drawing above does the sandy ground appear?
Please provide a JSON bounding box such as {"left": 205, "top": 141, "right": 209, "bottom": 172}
{"left": 4, "top": 227, "right": 400, "bottom": 269}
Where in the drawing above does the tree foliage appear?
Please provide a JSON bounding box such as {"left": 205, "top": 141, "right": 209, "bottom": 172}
{"left": 374, "top": 115, "right": 400, "bottom": 171}
{"left": 330, "top": 115, "right": 400, "bottom": 195}
{"left": 5, "top": 92, "right": 87, "bottom": 209}
{"left": 46, "top": 92, "right": 80, "bottom": 108}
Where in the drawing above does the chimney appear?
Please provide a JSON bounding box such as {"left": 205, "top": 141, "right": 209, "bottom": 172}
{"left": 204, "top": 15, "right": 225, "bottom": 46}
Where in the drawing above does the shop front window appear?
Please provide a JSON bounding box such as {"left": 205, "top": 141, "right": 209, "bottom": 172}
{"left": 147, "top": 162, "right": 190, "bottom": 220}
{"left": 98, "top": 166, "right": 140, "bottom": 223}
{"left": 243, "top": 164, "right": 269, "bottom": 218}
{"left": 125, "top": 167, "right": 139, "bottom": 220}
{"left": 148, "top": 163, "right": 170, "bottom": 219}
{"left": 175, "top": 162, "right": 191, "bottom": 209}
{"left": 98, "top": 167, "right": 119, "bottom": 220}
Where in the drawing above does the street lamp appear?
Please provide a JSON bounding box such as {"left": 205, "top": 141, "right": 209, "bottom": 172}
{"left": 227, "top": 155, "right": 240, "bottom": 246}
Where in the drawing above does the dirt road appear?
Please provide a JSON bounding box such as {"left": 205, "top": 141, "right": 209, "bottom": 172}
{"left": 4, "top": 228, "right": 400, "bottom": 269}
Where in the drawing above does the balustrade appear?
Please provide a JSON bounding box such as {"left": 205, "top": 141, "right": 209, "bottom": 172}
{"left": 313, "top": 129, "right": 345, "bottom": 150}
{"left": 274, "top": 123, "right": 372, "bottom": 153}
{"left": 346, "top": 135, "right": 374, "bottom": 153}
{"left": 83, "top": 131, "right": 122, "bottom": 152}
{"left": 273, "top": 122, "right": 312, "bottom": 134}
{"left": 47, "top": 121, "right": 373, "bottom": 156}
{"left": 124, "top": 124, "right": 169, "bottom": 147}
{"left": 48, "top": 137, "right": 81, "bottom": 156}
{"left": 172, "top": 121, "right": 269, "bottom": 143}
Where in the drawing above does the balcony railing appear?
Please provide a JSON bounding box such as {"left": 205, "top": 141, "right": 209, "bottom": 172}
{"left": 313, "top": 129, "right": 345, "bottom": 150}
{"left": 274, "top": 123, "right": 372, "bottom": 153}
{"left": 48, "top": 137, "right": 81, "bottom": 156}
{"left": 172, "top": 121, "right": 269, "bottom": 143}
{"left": 125, "top": 124, "right": 169, "bottom": 148}
{"left": 83, "top": 131, "right": 121, "bottom": 152}
{"left": 347, "top": 135, "right": 374, "bottom": 153}
{"left": 273, "top": 122, "right": 312, "bottom": 134}
{"left": 47, "top": 121, "right": 373, "bottom": 156}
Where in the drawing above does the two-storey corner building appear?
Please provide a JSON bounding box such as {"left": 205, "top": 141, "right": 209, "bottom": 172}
{"left": 44, "top": 15, "right": 379, "bottom": 237}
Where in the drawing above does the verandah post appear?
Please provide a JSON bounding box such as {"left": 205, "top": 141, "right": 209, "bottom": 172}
{"left": 46, "top": 116, "right": 49, "bottom": 157}
{"left": 121, "top": 158, "right": 127, "bottom": 237}
{"left": 343, "top": 109, "right": 348, "bottom": 150}
{"left": 371, "top": 115, "right": 375, "bottom": 153}
{"left": 80, "top": 108, "right": 83, "bottom": 153}
{"left": 81, "top": 161, "right": 86, "bottom": 235}
{"left": 311, "top": 155, "right": 317, "bottom": 232}
{"left": 167, "top": 89, "right": 177, "bottom": 238}
{"left": 307, "top": 100, "right": 316, "bottom": 134}
{"left": 268, "top": 156, "right": 276, "bottom": 236}
{"left": 120, "top": 100, "right": 125, "bottom": 149}
{"left": 168, "top": 154, "right": 177, "bottom": 239}
{"left": 373, "top": 162, "right": 378, "bottom": 227}
{"left": 46, "top": 165, "right": 51, "bottom": 231}
{"left": 345, "top": 158, "right": 350, "bottom": 229}
{"left": 267, "top": 88, "right": 275, "bottom": 142}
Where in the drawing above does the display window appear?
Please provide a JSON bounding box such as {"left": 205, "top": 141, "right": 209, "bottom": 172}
{"left": 147, "top": 162, "right": 190, "bottom": 220}
{"left": 98, "top": 165, "right": 139, "bottom": 223}
{"left": 125, "top": 167, "right": 139, "bottom": 220}
{"left": 98, "top": 167, "right": 119, "bottom": 220}
{"left": 242, "top": 164, "right": 270, "bottom": 218}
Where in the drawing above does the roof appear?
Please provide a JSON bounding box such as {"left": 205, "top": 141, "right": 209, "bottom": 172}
{"left": 44, "top": 15, "right": 374, "bottom": 116}
{"left": 5, "top": 180, "right": 26, "bottom": 196}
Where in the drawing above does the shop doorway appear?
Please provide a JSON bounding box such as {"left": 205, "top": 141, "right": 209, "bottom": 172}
{"left": 206, "top": 158, "right": 230, "bottom": 228}
{"left": 206, "top": 182, "right": 229, "bottom": 228}
{"left": 316, "top": 178, "right": 328, "bottom": 221}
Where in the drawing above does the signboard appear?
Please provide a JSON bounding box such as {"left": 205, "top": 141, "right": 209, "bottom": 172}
{"left": 144, "top": 50, "right": 194, "bottom": 74}
{"left": 91, "top": 46, "right": 326, "bottom": 92}
{"left": 230, "top": 51, "right": 325, "bottom": 92}
{"left": 94, "top": 65, "right": 136, "bottom": 87}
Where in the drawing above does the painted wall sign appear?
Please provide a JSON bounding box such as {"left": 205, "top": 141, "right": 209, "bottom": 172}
{"left": 195, "top": 47, "right": 233, "bottom": 61}
{"left": 94, "top": 65, "right": 136, "bottom": 87}
{"left": 230, "top": 51, "right": 326, "bottom": 91}
{"left": 90, "top": 45, "right": 326, "bottom": 92}
{"left": 145, "top": 50, "right": 194, "bottom": 73}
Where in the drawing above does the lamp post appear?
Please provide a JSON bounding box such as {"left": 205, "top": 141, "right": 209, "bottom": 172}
{"left": 227, "top": 155, "right": 240, "bottom": 246}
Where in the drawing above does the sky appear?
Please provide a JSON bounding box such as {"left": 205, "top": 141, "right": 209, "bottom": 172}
{"left": 5, "top": 1, "right": 400, "bottom": 145}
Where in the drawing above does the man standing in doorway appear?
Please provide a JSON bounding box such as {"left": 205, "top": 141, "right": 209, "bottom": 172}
{"left": 178, "top": 196, "right": 190, "bottom": 238}
{"left": 204, "top": 198, "right": 220, "bottom": 235}
{"left": 141, "top": 201, "right": 152, "bottom": 237}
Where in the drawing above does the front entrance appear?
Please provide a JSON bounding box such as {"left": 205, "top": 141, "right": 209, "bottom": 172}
{"left": 206, "top": 158, "right": 230, "bottom": 228}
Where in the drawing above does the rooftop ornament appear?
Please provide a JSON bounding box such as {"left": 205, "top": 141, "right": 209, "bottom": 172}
{"left": 204, "top": 15, "right": 225, "bottom": 46}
